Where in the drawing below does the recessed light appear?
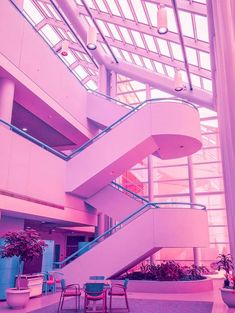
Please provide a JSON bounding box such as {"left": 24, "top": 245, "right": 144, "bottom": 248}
{"left": 22, "top": 128, "right": 28, "bottom": 132}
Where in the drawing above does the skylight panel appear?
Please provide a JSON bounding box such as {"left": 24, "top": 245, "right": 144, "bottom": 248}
{"left": 130, "top": 81, "right": 145, "bottom": 90}
{"left": 119, "top": 27, "right": 133, "bottom": 45}
{"left": 167, "top": 8, "right": 177, "bottom": 33}
{"left": 153, "top": 61, "right": 165, "bottom": 74}
{"left": 23, "top": 0, "right": 44, "bottom": 25}
{"left": 106, "top": 0, "right": 121, "bottom": 16}
{"left": 118, "top": 0, "right": 134, "bottom": 20}
{"left": 181, "top": 70, "right": 187, "bottom": 83}
{"left": 144, "top": 34, "right": 157, "bottom": 52}
{"left": 156, "top": 38, "right": 170, "bottom": 57}
{"left": 151, "top": 89, "right": 173, "bottom": 98}
{"left": 131, "top": 0, "right": 148, "bottom": 24}
{"left": 191, "top": 74, "right": 201, "bottom": 88}
{"left": 83, "top": 0, "right": 95, "bottom": 9}
{"left": 132, "top": 53, "right": 143, "bottom": 66}
{"left": 143, "top": 57, "right": 154, "bottom": 71}
{"left": 97, "top": 20, "right": 111, "bottom": 37}
{"left": 165, "top": 65, "right": 175, "bottom": 78}
{"left": 145, "top": 2, "right": 157, "bottom": 27}
{"left": 186, "top": 47, "right": 198, "bottom": 66}
{"left": 179, "top": 11, "right": 194, "bottom": 38}
{"left": 67, "top": 31, "right": 77, "bottom": 42}
{"left": 131, "top": 31, "right": 145, "bottom": 49}
{"left": 199, "top": 108, "right": 217, "bottom": 119}
{"left": 57, "top": 28, "right": 69, "bottom": 39}
{"left": 47, "top": 3, "right": 63, "bottom": 20}
{"left": 136, "top": 91, "right": 147, "bottom": 101}
{"left": 96, "top": 0, "right": 108, "bottom": 13}
{"left": 73, "top": 65, "right": 88, "bottom": 80}
{"left": 38, "top": 1, "right": 53, "bottom": 18}
{"left": 121, "top": 50, "right": 133, "bottom": 63}
{"left": 61, "top": 51, "right": 77, "bottom": 65}
{"left": 85, "top": 80, "right": 97, "bottom": 90}
{"left": 110, "top": 46, "right": 123, "bottom": 59}
{"left": 199, "top": 51, "right": 211, "bottom": 70}
{"left": 202, "top": 78, "right": 212, "bottom": 92}
{"left": 39, "top": 25, "right": 61, "bottom": 46}
{"left": 170, "top": 42, "right": 183, "bottom": 61}
{"left": 195, "top": 15, "right": 209, "bottom": 42}
{"left": 101, "top": 43, "right": 112, "bottom": 55}
{"left": 107, "top": 23, "right": 122, "bottom": 41}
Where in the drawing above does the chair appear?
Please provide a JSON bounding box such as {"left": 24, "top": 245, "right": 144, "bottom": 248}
{"left": 57, "top": 279, "right": 81, "bottom": 313}
{"left": 108, "top": 279, "right": 129, "bottom": 312}
{"left": 52, "top": 271, "right": 64, "bottom": 291}
{"left": 84, "top": 282, "right": 107, "bottom": 313}
{"left": 42, "top": 272, "right": 56, "bottom": 294}
{"left": 89, "top": 276, "right": 105, "bottom": 281}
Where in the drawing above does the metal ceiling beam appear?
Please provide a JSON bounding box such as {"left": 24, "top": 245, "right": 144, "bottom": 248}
{"left": 143, "top": 0, "right": 207, "bottom": 16}
{"left": 56, "top": 0, "right": 106, "bottom": 65}
{"left": 80, "top": 0, "right": 119, "bottom": 64}
{"left": 101, "top": 37, "right": 211, "bottom": 79}
{"left": 171, "top": 0, "right": 193, "bottom": 90}
{"left": 105, "top": 56, "right": 213, "bottom": 108}
{"left": 77, "top": 7, "right": 209, "bottom": 53}
{"left": 56, "top": 0, "right": 213, "bottom": 108}
{"left": 50, "top": 0, "right": 99, "bottom": 69}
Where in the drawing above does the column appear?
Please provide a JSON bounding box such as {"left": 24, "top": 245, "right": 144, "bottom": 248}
{"left": 109, "top": 71, "right": 117, "bottom": 98}
{"left": 210, "top": 0, "right": 235, "bottom": 264}
{"left": 96, "top": 213, "right": 105, "bottom": 237}
{"left": 188, "top": 156, "right": 201, "bottom": 266}
{"left": 98, "top": 64, "right": 108, "bottom": 94}
{"left": 0, "top": 78, "right": 15, "bottom": 123}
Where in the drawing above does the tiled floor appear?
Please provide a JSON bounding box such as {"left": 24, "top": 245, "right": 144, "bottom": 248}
{"left": 0, "top": 279, "right": 234, "bottom": 313}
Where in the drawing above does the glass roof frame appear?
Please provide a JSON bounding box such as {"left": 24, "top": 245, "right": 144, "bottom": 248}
{"left": 19, "top": 0, "right": 213, "bottom": 103}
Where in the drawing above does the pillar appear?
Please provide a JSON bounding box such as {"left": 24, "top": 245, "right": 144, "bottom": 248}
{"left": 209, "top": 0, "right": 235, "bottom": 265}
{"left": 98, "top": 64, "right": 108, "bottom": 94}
{"left": 0, "top": 78, "right": 15, "bottom": 123}
{"left": 109, "top": 71, "right": 117, "bottom": 98}
{"left": 188, "top": 156, "right": 201, "bottom": 266}
{"left": 97, "top": 213, "right": 105, "bottom": 237}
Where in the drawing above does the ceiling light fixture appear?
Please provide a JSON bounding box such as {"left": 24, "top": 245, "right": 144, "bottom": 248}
{"left": 174, "top": 70, "right": 184, "bottom": 92}
{"left": 157, "top": 5, "right": 168, "bottom": 35}
{"left": 87, "top": 26, "right": 97, "bottom": 50}
{"left": 60, "top": 40, "right": 69, "bottom": 56}
{"left": 22, "top": 127, "right": 28, "bottom": 132}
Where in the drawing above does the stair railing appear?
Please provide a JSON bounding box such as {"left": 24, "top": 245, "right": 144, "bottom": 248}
{"left": 111, "top": 181, "right": 148, "bottom": 204}
{"left": 53, "top": 201, "right": 206, "bottom": 268}
{"left": 0, "top": 96, "right": 198, "bottom": 162}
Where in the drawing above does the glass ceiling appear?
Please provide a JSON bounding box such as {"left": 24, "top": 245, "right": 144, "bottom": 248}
{"left": 21, "top": 0, "right": 212, "bottom": 97}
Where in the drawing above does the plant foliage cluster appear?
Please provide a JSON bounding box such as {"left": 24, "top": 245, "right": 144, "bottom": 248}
{"left": 0, "top": 229, "right": 47, "bottom": 263}
{"left": 120, "top": 261, "right": 209, "bottom": 281}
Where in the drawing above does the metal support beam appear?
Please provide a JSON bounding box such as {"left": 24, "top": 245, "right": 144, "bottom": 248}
{"left": 171, "top": 0, "right": 193, "bottom": 90}
{"left": 80, "top": 0, "right": 119, "bottom": 64}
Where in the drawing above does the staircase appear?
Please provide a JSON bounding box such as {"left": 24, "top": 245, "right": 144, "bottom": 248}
{"left": 66, "top": 96, "right": 202, "bottom": 198}
{"left": 58, "top": 201, "right": 208, "bottom": 285}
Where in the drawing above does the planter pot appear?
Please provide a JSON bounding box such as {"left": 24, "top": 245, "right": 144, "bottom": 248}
{"left": 6, "top": 288, "right": 30, "bottom": 309}
{"left": 220, "top": 288, "right": 235, "bottom": 308}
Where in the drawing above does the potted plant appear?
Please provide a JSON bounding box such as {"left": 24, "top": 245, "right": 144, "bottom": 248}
{"left": 0, "top": 228, "right": 47, "bottom": 309}
{"left": 216, "top": 253, "right": 235, "bottom": 308}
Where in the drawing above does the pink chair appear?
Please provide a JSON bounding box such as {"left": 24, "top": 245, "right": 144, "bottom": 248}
{"left": 57, "top": 279, "right": 81, "bottom": 313}
{"left": 108, "top": 279, "right": 129, "bottom": 312}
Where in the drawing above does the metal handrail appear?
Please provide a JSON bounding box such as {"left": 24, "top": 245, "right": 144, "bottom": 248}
{"left": 111, "top": 181, "right": 148, "bottom": 203}
{"left": 66, "top": 97, "right": 197, "bottom": 160}
{"left": 0, "top": 94, "right": 198, "bottom": 162}
{"left": 54, "top": 200, "right": 206, "bottom": 268}
{"left": 87, "top": 89, "right": 133, "bottom": 109}
{"left": 0, "top": 119, "right": 67, "bottom": 159}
